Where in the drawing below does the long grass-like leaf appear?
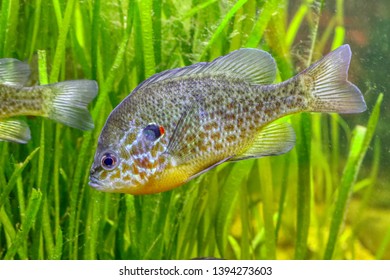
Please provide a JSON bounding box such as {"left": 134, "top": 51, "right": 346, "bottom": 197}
{"left": 0, "top": 208, "right": 25, "bottom": 258}
{"left": 182, "top": 0, "right": 218, "bottom": 20}
{"left": 27, "top": 0, "right": 42, "bottom": 60}
{"left": 199, "top": 0, "right": 248, "bottom": 60}
{"left": 246, "top": 0, "right": 279, "bottom": 48}
{"left": 0, "top": 0, "right": 10, "bottom": 57}
{"left": 285, "top": 2, "right": 310, "bottom": 48}
{"left": 258, "top": 158, "right": 276, "bottom": 259}
{"left": 216, "top": 161, "right": 254, "bottom": 257}
{"left": 139, "top": 0, "right": 156, "bottom": 77}
{"left": 324, "top": 94, "right": 383, "bottom": 259}
{"left": 49, "top": 0, "right": 76, "bottom": 83}
{"left": 0, "top": 148, "right": 40, "bottom": 209}
{"left": 324, "top": 126, "right": 367, "bottom": 259}
{"left": 294, "top": 113, "right": 312, "bottom": 259}
{"left": 4, "top": 189, "right": 42, "bottom": 260}
{"left": 376, "top": 225, "right": 390, "bottom": 260}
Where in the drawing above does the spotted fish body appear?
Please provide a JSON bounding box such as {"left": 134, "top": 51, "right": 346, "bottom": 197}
{"left": 0, "top": 58, "right": 97, "bottom": 143}
{"left": 89, "top": 45, "right": 366, "bottom": 194}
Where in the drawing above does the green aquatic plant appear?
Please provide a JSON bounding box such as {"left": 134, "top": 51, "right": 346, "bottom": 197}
{"left": 0, "top": 0, "right": 387, "bottom": 260}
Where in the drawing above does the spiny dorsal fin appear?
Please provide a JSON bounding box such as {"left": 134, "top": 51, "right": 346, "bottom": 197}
{"left": 202, "top": 48, "right": 276, "bottom": 84}
{"left": 0, "top": 58, "right": 31, "bottom": 86}
{"left": 135, "top": 49, "right": 276, "bottom": 91}
{"left": 231, "top": 121, "right": 296, "bottom": 161}
{"left": 0, "top": 119, "right": 31, "bottom": 144}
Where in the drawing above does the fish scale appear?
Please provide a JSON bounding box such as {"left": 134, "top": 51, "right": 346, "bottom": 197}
{"left": 89, "top": 45, "right": 366, "bottom": 195}
{"left": 0, "top": 87, "right": 44, "bottom": 116}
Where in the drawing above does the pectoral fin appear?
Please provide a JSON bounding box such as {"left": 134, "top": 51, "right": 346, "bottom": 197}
{"left": 165, "top": 96, "right": 206, "bottom": 164}
{"left": 0, "top": 119, "right": 31, "bottom": 144}
{"left": 231, "top": 121, "right": 296, "bottom": 161}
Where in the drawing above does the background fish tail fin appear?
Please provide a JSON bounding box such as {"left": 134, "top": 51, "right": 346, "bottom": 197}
{"left": 45, "top": 80, "right": 98, "bottom": 130}
{"left": 305, "top": 44, "right": 366, "bottom": 113}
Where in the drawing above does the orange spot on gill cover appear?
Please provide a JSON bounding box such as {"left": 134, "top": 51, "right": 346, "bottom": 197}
{"left": 159, "top": 125, "right": 165, "bottom": 136}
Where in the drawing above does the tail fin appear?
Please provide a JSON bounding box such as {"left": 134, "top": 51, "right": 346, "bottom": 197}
{"left": 304, "top": 45, "right": 366, "bottom": 113}
{"left": 44, "top": 80, "right": 98, "bottom": 130}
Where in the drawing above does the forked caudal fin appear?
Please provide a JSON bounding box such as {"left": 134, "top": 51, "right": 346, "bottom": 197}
{"left": 304, "top": 44, "right": 366, "bottom": 114}
{"left": 44, "top": 80, "right": 98, "bottom": 130}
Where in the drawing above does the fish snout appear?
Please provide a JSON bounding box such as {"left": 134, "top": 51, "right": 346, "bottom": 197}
{"left": 89, "top": 165, "right": 97, "bottom": 176}
{"left": 89, "top": 174, "right": 103, "bottom": 189}
{"left": 89, "top": 164, "right": 103, "bottom": 189}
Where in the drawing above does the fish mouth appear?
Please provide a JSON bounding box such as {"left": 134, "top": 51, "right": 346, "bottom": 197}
{"left": 88, "top": 176, "right": 104, "bottom": 190}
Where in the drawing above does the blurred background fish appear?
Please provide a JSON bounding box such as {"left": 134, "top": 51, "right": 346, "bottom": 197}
{"left": 89, "top": 45, "right": 366, "bottom": 195}
{"left": 0, "top": 58, "right": 98, "bottom": 143}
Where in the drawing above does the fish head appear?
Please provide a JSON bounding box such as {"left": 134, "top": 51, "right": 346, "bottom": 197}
{"left": 89, "top": 121, "right": 170, "bottom": 194}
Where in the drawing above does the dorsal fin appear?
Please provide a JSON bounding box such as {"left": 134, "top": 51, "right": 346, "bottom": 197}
{"left": 135, "top": 49, "right": 277, "bottom": 91}
{"left": 0, "top": 58, "right": 31, "bottom": 86}
{"left": 201, "top": 48, "right": 276, "bottom": 84}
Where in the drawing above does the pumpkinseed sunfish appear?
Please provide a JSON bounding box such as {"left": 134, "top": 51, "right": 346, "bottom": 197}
{"left": 0, "top": 58, "right": 97, "bottom": 143}
{"left": 89, "top": 45, "right": 366, "bottom": 194}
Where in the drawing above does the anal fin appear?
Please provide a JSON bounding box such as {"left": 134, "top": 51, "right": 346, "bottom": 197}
{"left": 0, "top": 119, "right": 31, "bottom": 144}
{"left": 231, "top": 121, "right": 296, "bottom": 161}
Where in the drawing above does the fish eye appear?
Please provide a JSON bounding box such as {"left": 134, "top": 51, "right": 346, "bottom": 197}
{"left": 100, "top": 152, "right": 118, "bottom": 170}
{"left": 143, "top": 123, "right": 165, "bottom": 142}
